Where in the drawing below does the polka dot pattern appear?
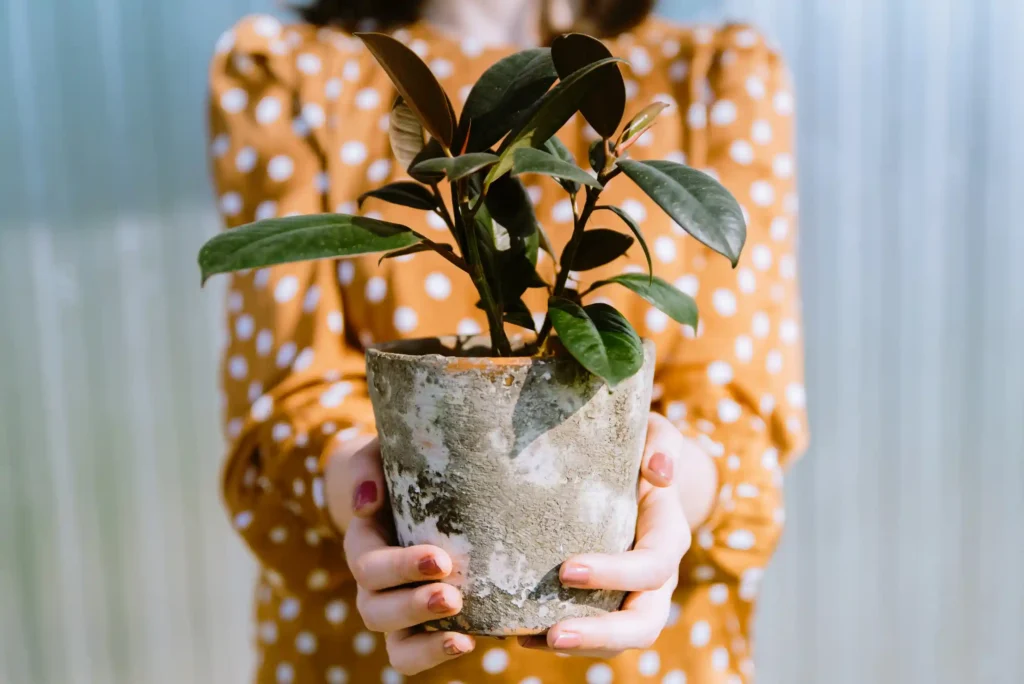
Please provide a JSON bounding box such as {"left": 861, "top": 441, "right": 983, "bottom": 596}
{"left": 210, "top": 16, "right": 807, "bottom": 684}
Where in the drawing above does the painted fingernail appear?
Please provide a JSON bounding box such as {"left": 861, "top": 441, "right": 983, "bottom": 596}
{"left": 552, "top": 632, "right": 582, "bottom": 649}
{"left": 561, "top": 563, "right": 590, "bottom": 586}
{"left": 427, "top": 590, "right": 450, "bottom": 614}
{"left": 443, "top": 637, "right": 466, "bottom": 656}
{"left": 418, "top": 555, "right": 443, "bottom": 576}
{"left": 648, "top": 452, "right": 674, "bottom": 483}
{"left": 352, "top": 481, "right": 378, "bottom": 511}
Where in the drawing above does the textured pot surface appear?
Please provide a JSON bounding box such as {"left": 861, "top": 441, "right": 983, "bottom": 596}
{"left": 365, "top": 337, "right": 655, "bottom": 636}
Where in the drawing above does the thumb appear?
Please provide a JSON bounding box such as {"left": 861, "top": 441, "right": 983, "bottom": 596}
{"left": 324, "top": 435, "right": 386, "bottom": 532}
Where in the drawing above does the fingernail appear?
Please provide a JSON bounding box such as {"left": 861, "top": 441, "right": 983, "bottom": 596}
{"left": 561, "top": 563, "right": 590, "bottom": 586}
{"left": 552, "top": 632, "right": 581, "bottom": 649}
{"left": 427, "top": 590, "right": 450, "bottom": 614}
{"left": 443, "top": 637, "right": 466, "bottom": 656}
{"left": 418, "top": 556, "right": 443, "bottom": 576}
{"left": 352, "top": 481, "right": 377, "bottom": 512}
{"left": 520, "top": 635, "right": 547, "bottom": 649}
{"left": 648, "top": 452, "right": 674, "bottom": 483}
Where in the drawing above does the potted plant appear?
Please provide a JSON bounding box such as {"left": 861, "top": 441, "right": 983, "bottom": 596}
{"left": 199, "top": 31, "right": 746, "bottom": 636}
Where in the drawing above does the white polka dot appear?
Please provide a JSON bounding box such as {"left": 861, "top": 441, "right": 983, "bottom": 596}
{"left": 256, "top": 329, "right": 273, "bottom": 356}
{"left": 355, "top": 88, "right": 380, "bottom": 110}
{"left": 326, "top": 667, "right": 348, "bottom": 684}
{"left": 673, "top": 275, "right": 698, "bottom": 297}
{"left": 646, "top": 308, "right": 669, "bottom": 333}
{"left": 273, "top": 276, "right": 299, "bottom": 303}
{"left": 367, "top": 159, "right": 392, "bottom": 183}
{"left": 252, "top": 201, "right": 276, "bottom": 222}
{"left": 786, "top": 382, "right": 806, "bottom": 408}
{"left": 718, "top": 398, "right": 742, "bottom": 423}
{"left": 731, "top": 336, "right": 753, "bottom": 363}
{"left": 342, "top": 59, "right": 360, "bottom": 81}
{"left": 687, "top": 103, "right": 707, "bottom": 129}
{"left": 751, "top": 180, "right": 775, "bottom": 207}
{"left": 410, "top": 39, "right": 429, "bottom": 57}
{"left": 325, "top": 599, "right": 348, "bottom": 625}
{"left": 326, "top": 310, "right": 344, "bottom": 333}
{"left": 482, "top": 649, "right": 509, "bottom": 674}
{"left": 353, "top": 631, "right": 376, "bottom": 655}
{"left": 393, "top": 307, "right": 418, "bottom": 333}
{"left": 211, "top": 134, "right": 230, "bottom": 158}
{"left": 708, "top": 361, "right": 733, "bottom": 385}
{"left": 709, "top": 646, "right": 730, "bottom": 671}
{"left": 766, "top": 349, "right": 783, "bottom": 374}
{"left": 761, "top": 394, "right": 778, "bottom": 417}
{"left": 292, "top": 117, "right": 310, "bottom": 138}
{"left": 456, "top": 319, "right": 482, "bottom": 336}
{"left": 251, "top": 395, "right": 274, "bottom": 421}
{"left": 269, "top": 526, "right": 287, "bottom": 544}
{"left": 770, "top": 217, "right": 790, "bottom": 242}
{"left": 713, "top": 289, "right": 737, "bottom": 316}
{"left": 552, "top": 199, "right": 575, "bottom": 223}
{"left": 690, "top": 620, "right": 711, "bottom": 646}
{"left": 276, "top": 662, "right": 294, "bottom": 683}
{"left": 430, "top": 57, "right": 454, "bottom": 78}
{"left": 293, "top": 347, "right": 315, "bottom": 372}
{"left": 780, "top": 253, "right": 797, "bottom": 279}
{"left": 669, "top": 59, "right": 689, "bottom": 82}
{"left": 629, "top": 45, "right": 653, "bottom": 75}
{"left": 268, "top": 155, "right": 295, "bottom": 182}
{"left": 423, "top": 211, "right": 447, "bottom": 230}
{"left": 364, "top": 276, "right": 387, "bottom": 303}
{"left": 748, "top": 245, "right": 772, "bottom": 272}
{"left": 293, "top": 630, "right": 317, "bottom": 654}
{"left": 320, "top": 382, "right": 353, "bottom": 408}
{"left": 780, "top": 319, "right": 800, "bottom": 344}
{"left": 751, "top": 120, "right": 772, "bottom": 146}
{"left": 729, "top": 140, "right": 754, "bottom": 165}
{"left": 235, "top": 146, "right": 257, "bottom": 173}
{"left": 424, "top": 272, "right": 451, "bottom": 300}
{"left": 233, "top": 510, "right": 253, "bottom": 529}
{"left": 311, "top": 479, "right": 325, "bottom": 508}
{"left": 586, "top": 663, "right": 613, "bottom": 684}
{"left": 253, "top": 15, "right": 282, "bottom": 38}
{"left": 226, "top": 418, "right": 243, "bottom": 439}
{"left": 255, "top": 96, "right": 281, "bottom": 125}
{"left": 271, "top": 422, "right": 292, "bottom": 442}
{"left": 737, "top": 268, "right": 756, "bottom": 294}
{"left": 774, "top": 90, "right": 795, "bottom": 116}
{"left": 297, "top": 52, "right": 321, "bottom": 74}
{"left": 381, "top": 668, "right": 404, "bottom": 684}
{"left": 460, "top": 36, "right": 484, "bottom": 57}
{"left": 710, "top": 100, "right": 737, "bottom": 126}
{"left": 341, "top": 141, "right": 368, "bottom": 165}
{"left": 727, "top": 529, "right": 756, "bottom": 550}
{"left": 325, "top": 78, "right": 343, "bottom": 101}
{"left": 337, "top": 261, "right": 356, "bottom": 286}
{"left": 227, "top": 353, "right": 248, "bottom": 379}
{"left": 279, "top": 597, "right": 300, "bottom": 620}
{"left": 220, "top": 192, "right": 243, "bottom": 216}
{"left": 622, "top": 199, "right": 647, "bottom": 223}
{"left": 709, "top": 583, "right": 729, "bottom": 605}
{"left": 654, "top": 236, "right": 677, "bottom": 263}
{"left": 302, "top": 102, "right": 325, "bottom": 128}
{"left": 248, "top": 381, "right": 263, "bottom": 403}
{"left": 258, "top": 620, "right": 278, "bottom": 643}
{"left": 638, "top": 650, "right": 661, "bottom": 676}
{"left": 773, "top": 153, "right": 794, "bottom": 179}
{"left": 662, "top": 671, "right": 687, "bottom": 684}
{"left": 220, "top": 88, "right": 247, "bottom": 114}
{"left": 752, "top": 311, "right": 771, "bottom": 338}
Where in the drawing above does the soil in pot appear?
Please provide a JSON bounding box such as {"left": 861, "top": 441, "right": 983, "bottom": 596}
{"left": 366, "top": 336, "right": 655, "bottom": 636}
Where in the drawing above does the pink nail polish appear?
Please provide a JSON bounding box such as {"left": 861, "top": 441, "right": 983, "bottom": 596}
{"left": 561, "top": 563, "right": 590, "bottom": 586}
{"left": 443, "top": 637, "right": 464, "bottom": 656}
{"left": 648, "top": 452, "right": 674, "bottom": 482}
{"left": 352, "top": 481, "right": 378, "bottom": 511}
{"left": 427, "top": 591, "right": 450, "bottom": 614}
{"left": 552, "top": 632, "right": 582, "bottom": 649}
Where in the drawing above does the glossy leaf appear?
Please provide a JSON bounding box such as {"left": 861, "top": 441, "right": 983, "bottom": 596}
{"left": 378, "top": 241, "right": 460, "bottom": 268}
{"left": 543, "top": 136, "right": 580, "bottom": 194}
{"left": 549, "top": 298, "right": 644, "bottom": 386}
{"left": 589, "top": 140, "right": 608, "bottom": 174}
{"left": 589, "top": 273, "right": 699, "bottom": 328}
{"left": 488, "top": 56, "right": 625, "bottom": 183}
{"left": 485, "top": 174, "right": 542, "bottom": 246}
{"left": 199, "top": 214, "right": 420, "bottom": 283}
{"left": 595, "top": 205, "right": 653, "bottom": 279}
{"left": 617, "top": 159, "right": 746, "bottom": 266}
{"left": 504, "top": 299, "right": 536, "bottom": 331}
{"left": 511, "top": 147, "right": 602, "bottom": 189}
{"left": 551, "top": 33, "right": 626, "bottom": 140}
{"left": 412, "top": 152, "right": 500, "bottom": 181}
{"left": 358, "top": 181, "right": 436, "bottom": 211}
{"left": 462, "top": 48, "right": 558, "bottom": 152}
{"left": 388, "top": 98, "right": 426, "bottom": 171}
{"left": 571, "top": 229, "right": 634, "bottom": 270}
{"left": 618, "top": 102, "right": 670, "bottom": 151}
{"left": 357, "top": 32, "right": 455, "bottom": 147}
{"left": 409, "top": 139, "right": 447, "bottom": 184}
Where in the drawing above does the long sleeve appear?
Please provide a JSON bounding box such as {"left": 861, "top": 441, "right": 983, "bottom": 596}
{"left": 209, "top": 16, "right": 374, "bottom": 597}
{"left": 650, "top": 24, "right": 809, "bottom": 681}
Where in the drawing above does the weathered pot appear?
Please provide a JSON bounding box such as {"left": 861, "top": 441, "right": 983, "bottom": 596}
{"left": 365, "top": 336, "right": 655, "bottom": 636}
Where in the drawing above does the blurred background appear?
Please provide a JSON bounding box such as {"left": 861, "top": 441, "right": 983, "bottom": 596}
{"left": 1, "top": 0, "right": 1022, "bottom": 682}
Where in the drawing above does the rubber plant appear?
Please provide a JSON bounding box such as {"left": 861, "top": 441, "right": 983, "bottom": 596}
{"left": 199, "top": 32, "right": 747, "bottom": 387}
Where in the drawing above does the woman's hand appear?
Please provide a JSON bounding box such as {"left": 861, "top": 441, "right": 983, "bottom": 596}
{"left": 326, "top": 438, "right": 476, "bottom": 675}
{"left": 519, "top": 412, "right": 700, "bottom": 657}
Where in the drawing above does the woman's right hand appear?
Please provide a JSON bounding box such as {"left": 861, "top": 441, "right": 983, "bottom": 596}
{"left": 325, "top": 437, "right": 477, "bottom": 675}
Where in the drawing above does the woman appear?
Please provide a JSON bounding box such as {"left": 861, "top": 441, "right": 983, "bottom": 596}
{"left": 209, "top": 1, "right": 808, "bottom": 682}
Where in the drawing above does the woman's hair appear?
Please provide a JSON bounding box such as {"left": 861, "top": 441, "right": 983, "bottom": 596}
{"left": 298, "top": 0, "right": 656, "bottom": 38}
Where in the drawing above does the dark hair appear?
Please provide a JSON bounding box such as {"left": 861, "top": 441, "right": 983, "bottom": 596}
{"left": 298, "top": 0, "right": 656, "bottom": 38}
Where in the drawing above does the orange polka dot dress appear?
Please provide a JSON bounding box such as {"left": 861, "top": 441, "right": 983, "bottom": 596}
{"left": 209, "top": 13, "right": 808, "bottom": 684}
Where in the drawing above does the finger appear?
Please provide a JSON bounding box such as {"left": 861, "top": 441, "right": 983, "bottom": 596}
{"left": 560, "top": 483, "right": 688, "bottom": 591}
{"left": 325, "top": 436, "right": 386, "bottom": 526}
{"left": 641, "top": 413, "right": 682, "bottom": 488}
{"left": 540, "top": 580, "right": 675, "bottom": 654}
{"left": 385, "top": 629, "right": 476, "bottom": 676}
{"left": 344, "top": 518, "right": 452, "bottom": 591}
{"left": 357, "top": 582, "right": 462, "bottom": 633}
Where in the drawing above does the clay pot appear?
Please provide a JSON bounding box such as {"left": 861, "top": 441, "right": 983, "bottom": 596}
{"left": 365, "top": 336, "right": 655, "bottom": 636}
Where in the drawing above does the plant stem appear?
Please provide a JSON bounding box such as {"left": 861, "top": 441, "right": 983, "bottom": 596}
{"left": 452, "top": 181, "right": 512, "bottom": 356}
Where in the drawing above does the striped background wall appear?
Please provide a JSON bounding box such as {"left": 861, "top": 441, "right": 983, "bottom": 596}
{"left": 1, "top": 1, "right": 1022, "bottom": 682}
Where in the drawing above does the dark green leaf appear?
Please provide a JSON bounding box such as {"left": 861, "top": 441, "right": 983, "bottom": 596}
{"left": 485, "top": 174, "right": 540, "bottom": 243}
{"left": 543, "top": 136, "right": 580, "bottom": 193}
{"left": 409, "top": 139, "right": 447, "bottom": 184}
{"left": 572, "top": 229, "right": 634, "bottom": 270}
{"left": 412, "top": 152, "right": 499, "bottom": 181}
{"left": 548, "top": 297, "right": 644, "bottom": 386}
{"left": 511, "top": 147, "right": 602, "bottom": 189}
{"left": 500, "top": 250, "right": 548, "bottom": 301}
{"left": 595, "top": 205, "right": 653, "bottom": 280}
{"left": 503, "top": 299, "right": 536, "bottom": 331}
{"left": 618, "top": 102, "right": 670, "bottom": 150}
{"left": 388, "top": 98, "right": 425, "bottom": 171}
{"left": 589, "top": 140, "right": 608, "bottom": 174}
{"left": 378, "top": 241, "right": 457, "bottom": 266}
{"left": 199, "top": 214, "right": 420, "bottom": 283}
{"left": 359, "top": 181, "right": 436, "bottom": 211}
{"left": 488, "top": 56, "right": 626, "bottom": 183}
{"left": 357, "top": 33, "right": 455, "bottom": 147}
{"left": 463, "top": 48, "right": 558, "bottom": 152}
{"left": 617, "top": 159, "right": 746, "bottom": 266}
{"left": 589, "top": 273, "right": 699, "bottom": 329}
{"left": 551, "top": 33, "right": 626, "bottom": 140}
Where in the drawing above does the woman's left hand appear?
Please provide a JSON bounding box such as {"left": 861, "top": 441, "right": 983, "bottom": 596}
{"left": 519, "top": 412, "right": 693, "bottom": 657}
